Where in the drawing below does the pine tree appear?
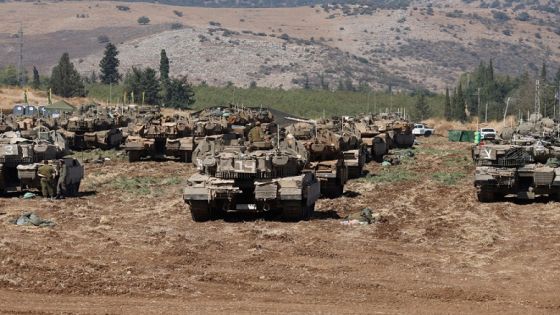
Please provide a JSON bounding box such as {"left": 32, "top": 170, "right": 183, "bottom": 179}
{"left": 444, "top": 87, "right": 451, "bottom": 120}
{"left": 555, "top": 68, "right": 560, "bottom": 86}
{"left": 455, "top": 83, "right": 467, "bottom": 122}
{"left": 90, "top": 71, "right": 98, "bottom": 84}
{"left": 31, "top": 66, "right": 40, "bottom": 89}
{"left": 488, "top": 59, "right": 494, "bottom": 81}
{"left": 159, "top": 49, "right": 170, "bottom": 83}
{"left": 412, "top": 91, "right": 430, "bottom": 121}
{"left": 540, "top": 62, "right": 547, "bottom": 82}
{"left": 163, "top": 77, "right": 195, "bottom": 109}
{"left": 125, "top": 67, "right": 160, "bottom": 105}
{"left": 99, "top": 43, "right": 121, "bottom": 84}
{"left": 50, "top": 52, "right": 86, "bottom": 97}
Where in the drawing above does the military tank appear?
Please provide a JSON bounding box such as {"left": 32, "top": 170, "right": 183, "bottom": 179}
{"left": 473, "top": 132, "right": 560, "bottom": 201}
{"left": 125, "top": 115, "right": 195, "bottom": 162}
{"left": 183, "top": 134, "right": 320, "bottom": 222}
{"left": 286, "top": 121, "right": 348, "bottom": 197}
{"left": 317, "top": 117, "right": 367, "bottom": 179}
{"left": 60, "top": 113, "right": 123, "bottom": 150}
{"left": 0, "top": 131, "right": 82, "bottom": 196}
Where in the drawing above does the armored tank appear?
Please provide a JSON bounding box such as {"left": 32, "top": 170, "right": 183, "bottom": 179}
{"left": 286, "top": 122, "right": 348, "bottom": 197}
{"left": 473, "top": 138, "right": 560, "bottom": 201}
{"left": 317, "top": 117, "right": 367, "bottom": 179}
{"left": 125, "top": 116, "right": 194, "bottom": 162}
{"left": 60, "top": 111, "right": 124, "bottom": 150}
{"left": 372, "top": 113, "right": 415, "bottom": 149}
{"left": 353, "top": 117, "right": 389, "bottom": 161}
{"left": 0, "top": 131, "right": 81, "bottom": 195}
{"left": 183, "top": 134, "right": 320, "bottom": 222}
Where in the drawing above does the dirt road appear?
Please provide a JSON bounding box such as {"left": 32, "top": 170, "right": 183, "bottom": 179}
{"left": 1, "top": 137, "right": 559, "bottom": 314}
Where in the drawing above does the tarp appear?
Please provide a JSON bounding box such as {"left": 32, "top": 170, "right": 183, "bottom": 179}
{"left": 44, "top": 100, "right": 76, "bottom": 113}
{"left": 448, "top": 130, "right": 475, "bottom": 142}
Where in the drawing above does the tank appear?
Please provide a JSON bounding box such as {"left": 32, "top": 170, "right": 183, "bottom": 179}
{"left": 60, "top": 107, "right": 124, "bottom": 150}
{"left": 125, "top": 116, "right": 195, "bottom": 162}
{"left": 0, "top": 131, "right": 79, "bottom": 196}
{"left": 473, "top": 114, "right": 560, "bottom": 204}
{"left": 183, "top": 134, "right": 320, "bottom": 222}
{"left": 286, "top": 122, "right": 348, "bottom": 198}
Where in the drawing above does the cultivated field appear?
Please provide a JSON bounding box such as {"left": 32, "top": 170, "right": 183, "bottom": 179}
{"left": 1, "top": 136, "right": 559, "bottom": 314}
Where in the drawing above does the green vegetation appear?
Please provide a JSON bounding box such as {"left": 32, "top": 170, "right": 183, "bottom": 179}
{"left": 432, "top": 171, "right": 466, "bottom": 185}
{"left": 99, "top": 43, "right": 121, "bottom": 84}
{"left": 50, "top": 52, "right": 86, "bottom": 97}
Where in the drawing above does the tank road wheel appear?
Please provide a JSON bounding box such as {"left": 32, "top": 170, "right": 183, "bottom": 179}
{"left": 282, "top": 201, "right": 313, "bottom": 221}
{"left": 189, "top": 201, "right": 212, "bottom": 222}
{"left": 477, "top": 189, "right": 495, "bottom": 203}
{"left": 128, "top": 151, "right": 141, "bottom": 163}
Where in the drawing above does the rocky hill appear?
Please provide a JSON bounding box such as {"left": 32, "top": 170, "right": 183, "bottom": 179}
{"left": 0, "top": 0, "right": 558, "bottom": 91}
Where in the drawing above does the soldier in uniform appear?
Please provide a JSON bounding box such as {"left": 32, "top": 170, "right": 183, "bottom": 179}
{"left": 37, "top": 161, "right": 56, "bottom": 199}
{"left": 248, "top": 121, "right": 264, "bottom": 143}
{"left": 56, "top": 159, "right": 67, "bottom": 199}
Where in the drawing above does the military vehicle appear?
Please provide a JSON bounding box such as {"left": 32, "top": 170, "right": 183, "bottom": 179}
{"left": 125, "top": 116, "right": 195, "bottom": 162}
{"left": 372, "top": 113, "right": 415, "bottom": 149}
{"left": 473, "top": 113, "right": 560, "bottom": 201}
{"left": 183, "top": 134, "right": 320, "bottom": 222}
{"left": 60, "top": 114, "right": 123, "bottom": 150}
{"left": 473, "top": 141, "right": 560, "bottom": 201}
{"left": 316, "top": 117, "right": 367, "bottom": 178}
{"left": 286, "top": 121, "right": 348, "bottom": 197}
{"left": 0, "top": 131, "right": 82, "bottom": 196}
{"left": 15, "top": 158, "right": 84, "bottom": 196}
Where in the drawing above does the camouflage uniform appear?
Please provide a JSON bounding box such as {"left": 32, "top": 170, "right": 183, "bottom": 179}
{"left": 38, "top": 164, "right": 55, "bottom": 198}
{"left": 248, "top": 125, "right": 264, "bottom": 142}
{"left": 56, "top": 161, "right": 67, "bottom": 199}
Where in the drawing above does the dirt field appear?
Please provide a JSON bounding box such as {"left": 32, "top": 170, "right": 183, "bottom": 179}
{"left": 1, "top": 136, "right": 560, "bottom": 314}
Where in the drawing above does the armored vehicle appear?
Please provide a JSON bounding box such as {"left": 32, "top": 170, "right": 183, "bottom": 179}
{"left": 183, "top": 134, "right": 320, "bottom": 222}
{"left": 125, "top": 116, "right": 194, "bottom": 162}
{"left": 473, "top": 139, "right": 560, "bottom": 201}
{"left": 60, "top": 114, "right": 123, "bottom": 150}
{"left": 14, "top": 158, "right": 84, "bottom": 196}
{"left": 286, "top": 122, "right": 348, "bottom": 197}
{"left": 317, "top": 117, "right": 367, "bottom": 178}
{"left": 0, "top": 131, "right": 81, "bottom": 195}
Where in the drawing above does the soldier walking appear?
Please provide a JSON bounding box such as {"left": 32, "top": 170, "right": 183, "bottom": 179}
{"left": 37, "top": 161, "right": 56, "bottom": 199}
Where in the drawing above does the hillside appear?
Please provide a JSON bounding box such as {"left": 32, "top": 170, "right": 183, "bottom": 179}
{"left": 0, "top": 0, "right": 559, "bottom": 91}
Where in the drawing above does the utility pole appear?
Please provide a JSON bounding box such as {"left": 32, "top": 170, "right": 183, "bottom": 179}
{"left": 535, "top": 80, "right": 540, "bottom": 115}
{"left": 477, "top": 87, "right": 481, "bottom": 118}
{"left": 17, "top": 23, "right": 25, "bottom": 87}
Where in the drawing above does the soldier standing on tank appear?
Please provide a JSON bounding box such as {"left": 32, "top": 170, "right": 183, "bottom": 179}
{"left": 56, "top": 159, "right": 67, "bottom": 199}
{"left": 248, "top": 121, "right": 264, "bottom": 142}
{"left": 37, "top": 161, "right": 56, "bottom": 199}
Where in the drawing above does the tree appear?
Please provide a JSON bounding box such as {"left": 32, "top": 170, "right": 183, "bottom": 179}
{"left": 554, "top": 68, "right": 560, "bottom": 86}
{"left": 412, "top": 91, "right": 430, "bottom": 121}
{"left": 302, "top": 73, "right": 311, "bottom": 89}
{"left": 90, "top": 71, "right": 98, "bottom": 84}
{"left": 31, "top": 66, "right": 40, "bottom": 89}
{"left": 125, "top": 67, "right": 160, "bottom": 105}
{"left": 137, "top": 16, "right": 150, "bottom": 25}
{"left": 0, "top": 65, "right": 19, "bottom": 86}
{"left": 454, "top": 83, "right": 467, "bottom": 122}
{"left": 444, "top": 87, "right": 452, "bottom": 120}
{"left": 163, "top": 77, "right": 195, "bottom": 109}
{"left": 540, "top": 62, "right": 547, "bottom": 82}
{"left": 99, "top": 43, "right": 121, "bottom": 84}
{"left": 50, "top": 52, "right": 86, "bottom": 97}
{"left": 159, "top": 49, "right": 170, "bottom": 83}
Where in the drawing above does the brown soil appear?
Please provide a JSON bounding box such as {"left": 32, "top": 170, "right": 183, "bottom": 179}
{"left": 1, "top": 136, "right": 560, "bottom": 314}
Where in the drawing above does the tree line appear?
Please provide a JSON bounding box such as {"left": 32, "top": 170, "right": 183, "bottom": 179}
{"left": 0, "top": 43, "right": 196, "bottom": 108}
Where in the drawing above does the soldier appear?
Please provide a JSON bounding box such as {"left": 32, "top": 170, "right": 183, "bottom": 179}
{"left": 37, "top": 161, "right": 56, "bottom": 199}
{"left": 56, "top": 159, "right": 67, "bottom": 199}
{"left": 248, "top": 121, "right": 264, "bottom": 143}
